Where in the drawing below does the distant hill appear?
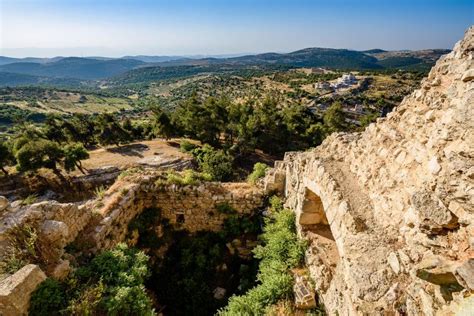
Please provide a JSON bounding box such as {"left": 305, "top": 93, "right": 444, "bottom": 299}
{"left": 108, "top": 64, "right": 280, "bottom": 85}
{"left": 368, "top": 49, "right": 450, "bottom": 70}
{"left": 122, "top": 55, "right": 188, "bottom": 63}
{"left": 0, "top": 57, "right": 145, "bottom": 79}
{"left": 146, "top": 47, "right": 449, "bottom": 70}
{"left": 148, "top": 48, "right": 383, "bottom": 69}
{"left": 0, "top": 56, "right": 64, "bottom": 66}
{"left": 362, "top": 49, "right": 387, "bottom": 54}
{"left": 230, "top": 47, "right": 382, "bottom": 69}
{"left": 0, "top": 72, "right": 88, "bottom": 87}
{"left": 0, "top": 48, "right": 450, "bottom": 86}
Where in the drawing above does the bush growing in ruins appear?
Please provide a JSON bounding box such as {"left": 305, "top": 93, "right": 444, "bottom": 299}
{"left": 192, "top": 144, "right": 234, "bottom": 181}
{"left": 159, "top": 169, "right": 213, "bottom": 186}
{"left": 218, "top": 196, "right": 306, "bottom": 315}
{"left": 0, "top": 224, "right": 42, "bottom": 276}
{"left": 29, "top": 278, "right": 67, "bottom": 316}
{"left": 247, "top": 162, "right": 269, "bottom": 184}
{"left": 94, "top": 185, "right": 107, "bottom": 199}
{"left": 128, "top": 207, "right": 162, "bottom": 248}
{"left": 29, "top": 243, "right": 155, "bottom": 315}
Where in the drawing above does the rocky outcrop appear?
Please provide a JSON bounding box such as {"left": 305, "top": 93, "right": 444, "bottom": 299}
{"left": 265, "top": 26, "right": 474, "bottom": 314}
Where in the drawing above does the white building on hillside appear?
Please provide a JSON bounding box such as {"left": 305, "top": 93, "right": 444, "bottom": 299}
{"left": 332, "top": 73, "right": 357, "bottom": 89}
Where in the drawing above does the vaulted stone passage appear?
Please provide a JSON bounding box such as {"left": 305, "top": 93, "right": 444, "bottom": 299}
{"left": 300, "top": 188, "right": 340, "bottom": 267}
{"left": 300, "top": 188, "right": 329, "bottom": 227}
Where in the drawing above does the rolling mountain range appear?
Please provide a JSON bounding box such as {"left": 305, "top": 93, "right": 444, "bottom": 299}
{"left": 0, "top": 48, "right": 450, "bottom": 86}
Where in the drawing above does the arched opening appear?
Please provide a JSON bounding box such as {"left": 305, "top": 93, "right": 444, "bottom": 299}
{"left": 300, "top": 188, "right": 340, "bottom": 268}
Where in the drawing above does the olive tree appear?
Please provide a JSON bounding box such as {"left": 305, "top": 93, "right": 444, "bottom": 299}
{"left": 15, "top": 139, "right": 64, "bottom": 173}
{"left": 63, "top": 143, "right": 89, "bottom": 174}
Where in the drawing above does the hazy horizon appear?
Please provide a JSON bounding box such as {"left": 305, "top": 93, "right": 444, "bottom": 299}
{"left": 1, "top": 0, "right": 473, "bottom": 58}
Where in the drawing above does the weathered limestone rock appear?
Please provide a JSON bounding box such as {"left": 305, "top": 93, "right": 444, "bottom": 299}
{"left": 264, "top": 26, "right": 474, "bottom": 315}
{"left": 0, "top": 264, "right": 46, "bottom": 316}
{"left": 411, "top": 191, "right": 459, "bottom": 234}
{"left": 415, "top": 255, "right": 460, "bottom": 286}
{"left": 454, "top": 259, "right": 474, "bottom": 291}
{"left": 0, "top": 196, "right": 9, "bottom": 213}
{"left": 40, "top": 220, "right": 69, "bottom": 244}
{"left": 51, "top": 260, "right": 71, "bottom": 281}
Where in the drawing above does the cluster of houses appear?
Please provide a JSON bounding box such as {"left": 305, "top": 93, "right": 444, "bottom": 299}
{"left": 315, "top": 73, "right": 358, "bottom": 92}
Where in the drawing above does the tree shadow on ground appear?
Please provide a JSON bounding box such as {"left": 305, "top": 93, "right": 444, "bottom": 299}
{"left": 106, "top": 143, "right": 149, "bottom": 158}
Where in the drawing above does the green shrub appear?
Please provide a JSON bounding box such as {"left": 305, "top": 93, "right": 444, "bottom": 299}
{"left": 65, "top": 281, "right": 104, "bottom": 315}
{"left": 160, "top": 169, "right": 212, "bottom": 186}
{"left": 179, "top": 140, "right": 198, "bottom": 152}
{"left": 29, "top": 278, "right": 66, "bottom": 316}
{"left": 21, "top": 193, "right": 38, "bottom": 205}
{"left": 94, "top": 185, "right": 107, "bottom": 199}
{"left": 29, "top": 243, "right": 155, "bottom": 316}
{"left": 192, "top": 145, "right": 233, "bottom": 181}
{"left": 15, "top": 139, "right": 64, "bottom": 172}
{"left": 221, "top": 214, "right": 260, "bottom": 238}
{"left": 247, "top": 162, "right": 269, "bottom": 184}
{"left": 218, "top": 198, "right": 306, "bottom": 315}
{"left": 0, "top": 224, "right": 40, "bottom": 276}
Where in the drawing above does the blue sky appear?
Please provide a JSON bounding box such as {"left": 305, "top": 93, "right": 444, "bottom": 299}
{"left": 0, "top": 0, "right": 472, "bottom": 57}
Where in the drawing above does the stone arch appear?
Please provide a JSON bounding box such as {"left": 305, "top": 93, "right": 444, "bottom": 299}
{"left": 300, "top": 188, "right": 329, "bottom": 227}
{"left": 300, "top": 188, "right": 340, "bottom": 267}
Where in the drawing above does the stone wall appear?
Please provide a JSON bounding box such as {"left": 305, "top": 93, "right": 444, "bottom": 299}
{"left": 88, "top": 173, "right": 264, "bottom": 251}
{"left": 264, "top": 26, "right": 474, "bottom": 315}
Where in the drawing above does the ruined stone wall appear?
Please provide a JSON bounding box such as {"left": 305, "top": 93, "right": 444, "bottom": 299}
{"left": 265, "top": 26, "right": 474, "bottom": 315}
{"left": 89, "top": 174, "right": 264, "bottom": 251}
{"left": 0, "top": 172, "right": 264, "bottom": 315}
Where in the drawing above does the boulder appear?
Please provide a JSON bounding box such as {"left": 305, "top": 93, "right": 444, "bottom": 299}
{"left": 40, "top": 220, "right": 69, "bottom": 244}
{"left": 0, "top": 264, "right": 46, "bottom": 316}
{"left": 411, "top": 191, "right": 459, "bottom": 233}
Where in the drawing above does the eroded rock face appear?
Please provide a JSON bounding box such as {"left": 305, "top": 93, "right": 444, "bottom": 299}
{"left": 265, "top": 26, "right": 474, "bottom": 314}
